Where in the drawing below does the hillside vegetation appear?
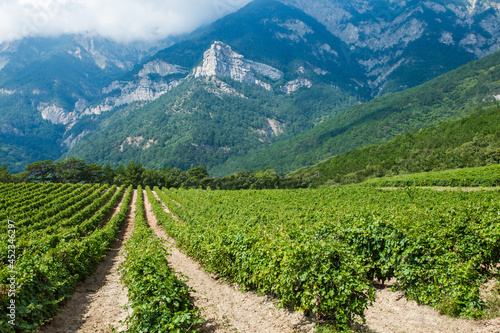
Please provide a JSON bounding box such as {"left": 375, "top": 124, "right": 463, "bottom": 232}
{"left": 65, "top": 80, "right": 358, "bottom": 172}
{"left": 295, "top": 103, "right": 500, "bottom": 186}
{"left": 213, "top": 50, "right": 500, "bottom": 176}
{"left": 360, "top": 164, "right": 500, "bottom": 188}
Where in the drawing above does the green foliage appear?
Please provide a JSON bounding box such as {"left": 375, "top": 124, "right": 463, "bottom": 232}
{"left": 152, "top": 187, "right": 500, "bottom": 329}
{"left": 0, "top": 184, "right": 133, "bottom": 331}
{"left": 205, "top": 167, "right": 310, "bottom": 190}
{"left": 297, "top": 104, "right": 500, "bottom": 186}
{"left": 215, "top": 50, "right": 500, "bottom": 176}
{"left": 361, "top": 164, "right": 500, "bottom": 188}
{"left": 186, "top": 166, "right": 209, "bottom": 187}
{"left": 65, "top": 79, "right": 359, "bottom": 173}
{"left": 120, "top": 187, "right": 202, "bottom": 332}
{"left": 0, "top": 94, "right": 66, "bottom": 174}
{"left": 23, "top": 159, "right": 108, "bottom": 184}
{"left": 0, "top": 165, "right": 15, "bottom": 183}
{"left": 121, "top": 161, "right": 145, "bottom": 188}
{"left": 150, "top": 188, "right": 375, "bottom": 330}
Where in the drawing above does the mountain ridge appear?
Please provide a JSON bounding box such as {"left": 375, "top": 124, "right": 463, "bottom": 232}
{"left": 212, "top": 48, "right": 500, "bottom": 176}
{"left": 2, "top": 0, "right": 500, "bottom": 173}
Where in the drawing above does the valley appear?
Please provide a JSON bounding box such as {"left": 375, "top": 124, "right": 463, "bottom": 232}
{"left": 1, "top": 1, "right": 500, "bottom": 332}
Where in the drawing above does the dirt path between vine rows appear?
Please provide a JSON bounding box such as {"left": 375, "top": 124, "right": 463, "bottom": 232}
{"left": 145, "top": 190, "right": 314, "bottom": 333}
{"left": 359, "top": 281, "right": 500, "bottom": 333}
{"left": 39, "top": 189, "right": 137, "bottom": 333}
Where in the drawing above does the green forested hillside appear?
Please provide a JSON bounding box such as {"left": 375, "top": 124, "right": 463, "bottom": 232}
{"left": 213, "top": 50, "right": 500, "bottom": 176}
{"left": 360, "top": 164, "right": 500, "bottom": 188}
{"left": 0, "top": 36, "right": 146, "bottom": 173}
{"left": 295, "top": 103, "right": 500, "bottom": 186}
{"left": 64, "top": 78, "right": 358, "bottom": 171}
{"left": 0, "top": 95, "right": 66, "bottom": 172}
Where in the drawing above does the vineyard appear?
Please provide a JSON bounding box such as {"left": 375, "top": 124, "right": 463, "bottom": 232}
{"left": 150, "top": 187, "right": 500, "bottom": 328}
{"left": 1, "top": 183, "right": 499, "bottom": 332}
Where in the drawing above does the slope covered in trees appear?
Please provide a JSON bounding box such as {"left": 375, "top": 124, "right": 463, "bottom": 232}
{"left": 214, "top": 50, "right": 500, "bottom": 176}
{"left": 293, "top": 103, "right": 500, "bottom": 186}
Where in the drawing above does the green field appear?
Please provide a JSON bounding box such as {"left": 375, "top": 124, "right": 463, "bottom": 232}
{"left": 150, "top": 186, "right": 500, "bottom": 328}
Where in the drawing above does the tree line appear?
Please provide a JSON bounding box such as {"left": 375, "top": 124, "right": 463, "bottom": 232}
{"left": 0, "top": 158, "right": 311, "bottom": 190}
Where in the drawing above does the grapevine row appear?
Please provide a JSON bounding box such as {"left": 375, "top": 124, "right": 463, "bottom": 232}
{"left": 0, "top": 184, "right": 75, "bottom": 223}
{"left": 156, "top": 187, "right": 500, "bottom": 326}
{"left": 151, "top": 187, "right": 373, "bottom": 329}
{"left": 0, "top": 185, "right": 133, "bottom": 332}
{"left": 120, "top": 188, "right": 202, "bottom": 332}
{"left": 6, "top": 185, "right": 125, "bottom": 261}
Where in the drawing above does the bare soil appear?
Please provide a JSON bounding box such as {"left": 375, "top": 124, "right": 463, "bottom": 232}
{"left": 39, "top": 190, "right": 137, "bottom": 333}
{"left": 357, "top": 282, "right": 500, "bottom": 333}
{"left": 145, "top": 190, "right": 315, "bottom": 333}
{"left": 350, "top": 281, "right": 500, "bottom": 333}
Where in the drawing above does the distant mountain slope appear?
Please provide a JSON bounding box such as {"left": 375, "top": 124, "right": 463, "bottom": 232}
{"left": 2, "top": 0, "right": 500, "bottom": 173}
{"left": 300, "top": 103, "right": 500, "bottom": 186}
{"left": 280, "top": 0, "right": 500, "bottom": 95}
{"left": 64, "top": 0, "right": 500, "bottom": 174}
{"left": 0, "top": 35, "right": 172, "bottom": 172}
{"left": 63, "top": 40, "right": 360, "bottom": 171}
{"left": 213, "top": 49, "right": 500, "bottom": 176}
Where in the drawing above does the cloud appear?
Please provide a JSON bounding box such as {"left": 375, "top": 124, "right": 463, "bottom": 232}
{"left": 0, "top": 0, "right": 253, "bottom": 43}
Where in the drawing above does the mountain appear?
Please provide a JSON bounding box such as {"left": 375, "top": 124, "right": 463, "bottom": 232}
{"left": 279, "top": 0, "right": 500, "bottom": 95}
{"left": 213, "top": 49, "right": 500, "bottom": 176}
{"left": 0, "top": 35, "right": 173, "bottom": 172}
{"left": 297, "top": 103, "right": 500, "bottom": 186}
{"left": 2, "top": 0, "right": 500, "bottom": 173}
{"left": 63, "top": 40, "right": 361, "bottom": 170}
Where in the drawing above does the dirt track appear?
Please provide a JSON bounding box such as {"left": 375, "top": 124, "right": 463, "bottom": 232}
{"left": 361, "top": 282, "right": 500, "bottom": 333}
{"left": 39, "top": 190, "right": 136, "bottom": 333}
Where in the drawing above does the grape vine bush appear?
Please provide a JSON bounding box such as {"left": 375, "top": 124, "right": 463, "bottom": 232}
{"left": 120, "top": 188, "right": 202, "bottom": 332}
{"left": 154, "top": 187, "right": 500, "bottom": 328}
{"left": 0, "top": 184, "right": 132, "bottom": 332}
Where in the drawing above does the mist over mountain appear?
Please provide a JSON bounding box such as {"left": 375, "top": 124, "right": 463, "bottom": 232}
{"left": 0, "top": 0, "right": 252, "bottom": 44}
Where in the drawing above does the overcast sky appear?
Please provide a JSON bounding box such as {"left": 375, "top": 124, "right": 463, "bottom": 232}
{"left": 0, "top": 0, "right": 252, "bottom": 44}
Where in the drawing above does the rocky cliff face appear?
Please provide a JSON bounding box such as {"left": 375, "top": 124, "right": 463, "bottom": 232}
{"left": 279, "top": 0, "right": 500, "bottom": 91}
{"left": 82, "top": 59, "right": 188, "bottom": 119}
{"left": 0, "top": 34, "right": 176, "bottom": 132}
{"left": 193, "top": 41, "right": 284, "bottom": 91}
{"left": 77, "top": 41, "right": 311, "bottom": 124}
{"left": 281, "top": 78, "right": 313, "bottom": 94}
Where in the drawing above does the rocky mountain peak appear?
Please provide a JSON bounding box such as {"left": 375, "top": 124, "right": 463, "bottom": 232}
{"left": 278, "top": 0, "right": 500, "bottom": 93}
{"left": 193, "top": 41, "right": 283, "bottom": 90}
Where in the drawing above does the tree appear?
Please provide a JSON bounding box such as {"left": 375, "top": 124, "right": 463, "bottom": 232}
{"left": 0, "top": 165, "right": 14, "bottom": 183}
{"left": 84, "top": 164, "right": 105, "bottom": 183}
{"left": 186, "top": 166, "right": 209, "bottom": 188}
{"left": 25, "top": 160, "right": 55, "bottom": 183}
{"left": 163, "top": 168, "right": 188, "bottom": 188}
{"left": 54, "top": 158, "right": 87, "bottom": 183}
{"left": 114, "top": 165, "right": 126, "bottom": 185}
{"left": 142, "top": 169, "right": 162, "bottom": 188}
{"left": 102, "top": 165, "right": 115, "bottom": 184}
{"left": 255, "top": 167, "right": 280, "bottom": 189}
{"left": 123, "top": 161, "right": 145, "bottom": 187}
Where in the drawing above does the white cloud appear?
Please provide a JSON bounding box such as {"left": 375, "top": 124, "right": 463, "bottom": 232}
{"left": 0, "top": 0, "right": 252, "bottom": 43}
